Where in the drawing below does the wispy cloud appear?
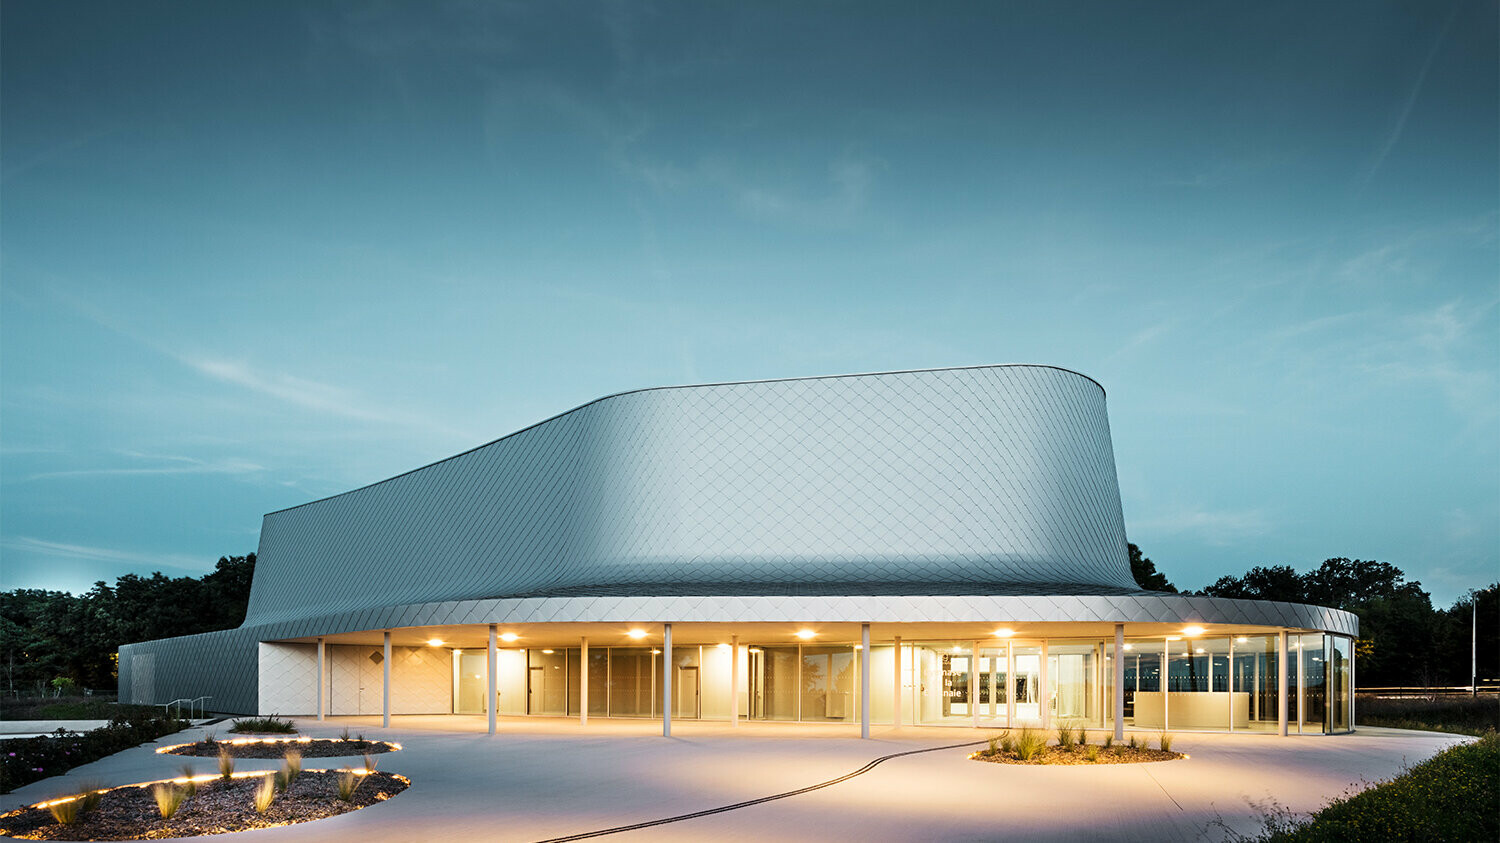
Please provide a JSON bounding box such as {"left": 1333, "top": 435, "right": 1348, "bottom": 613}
{"left": 1, "top": 536, "right": 205, "bottom": 575}
{"left": 1132, "top": 508, "right": 1273, "bottom": 546}
{"left": 24, "top": 452, "right": 265, "bottom": 482}
{"left": 1359, "top": 2, "right": 1460, "bottom": 185}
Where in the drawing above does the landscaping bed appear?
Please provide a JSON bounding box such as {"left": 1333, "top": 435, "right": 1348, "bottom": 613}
{"left": 968, "top": 728, "right": 1184, "bottom": 765}
{"left": 1, "top": 717, "right": 190, "bottom": 794}
{"left": 0, "top": 770, "right": 409, "bottom": 840}
{"left": 159, "top": 737, "right": 398, "bottom": 759}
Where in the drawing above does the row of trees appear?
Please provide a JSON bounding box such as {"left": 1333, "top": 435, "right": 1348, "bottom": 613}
{"left": 0, "top": 554, "right": 255, "bottom": 692}
{"left": 1128, "top": 543, "right": 1498, "bottom": 688}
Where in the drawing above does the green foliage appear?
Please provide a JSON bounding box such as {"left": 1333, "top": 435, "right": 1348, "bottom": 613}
{"left": 336, "top": 768, "right": 365, "bottom": 802}
{"left": 986, "top": 735, "right": 998, "bottom": 754}
{"left": 152, "top": 782, "right": 187, "bottom": 819}
{"left": 1249, "top": 732, "right": 1499, "bottom": 841}
{"left": 0, "top": 554, "right": 255, "bottom": 691}
{"left": 229, "top": 715, "right": 295, "bottom": 734}
{"left": 49, "top": 677, "right": 77, "bottom": 695}
{"left": 178, "top": 765, "right": 198, "bottom": 798}
{"left": 1127, "top": 734, "right": 1140, "bottom": 749}
{"left": 1358, "top": 694, "right": 1500, "bottom": 736}
{"left": 998, "top": 731, "right": 1015, "bottom": 754}
{"left": 1159, "top": 732, "right": 1173, "bottom": 752}
{"left": 1129, "top": 543, "right": 1176, "bottom": 592}
{"left": 253, "top": 775, "right": 276, "bottom": 814}
{"left": 282, "top": 749, "right": 302, "bottom": 786}
{"left": 1103, "top": 732, "right": 1114, "bottom": 749}
{"left": 1083, "top": 744, "right": 1101, "bottom": 762}
{"left": 1, "top": 713, "right": 188, "bottom": 793}
{"left": 217, "top": 747, "right": 234, "bottom": 781}
{"left": 1075, "top": 726, "right": 1088, "bottom": 746}
{"left": 46, "top": 784, "right": 99, "bottom": 826}
{"left": 1015, "top": 727, "right": 1046, "bottom": 761}
{"left": 1056, "top": 726, "right": 1075, "bottom": 748}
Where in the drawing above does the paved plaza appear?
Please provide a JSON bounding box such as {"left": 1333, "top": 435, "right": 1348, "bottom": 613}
{"left": 2, "top": 718, "right": 1468, "bottom": 842}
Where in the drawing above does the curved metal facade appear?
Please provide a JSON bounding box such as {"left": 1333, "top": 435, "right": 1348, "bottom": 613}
{"left": 245, "top": 365, "right": 1136, "bottom": 626}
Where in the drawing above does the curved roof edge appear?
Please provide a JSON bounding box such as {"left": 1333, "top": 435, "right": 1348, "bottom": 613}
{"left": 265, "top": 363, "right": 1105, "bottom": 517}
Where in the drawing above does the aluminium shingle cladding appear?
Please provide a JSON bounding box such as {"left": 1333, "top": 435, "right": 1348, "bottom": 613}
{"left": 244, "top": 365, "right": 1137, "bottom": 627}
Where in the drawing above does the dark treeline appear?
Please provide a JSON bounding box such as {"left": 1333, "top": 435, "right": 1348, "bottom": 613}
{"left": 1128, "top": 543, "right": 1498, "bottom": 688}
{"left": 0, "top": 554, "right": 255, "bottom": 692}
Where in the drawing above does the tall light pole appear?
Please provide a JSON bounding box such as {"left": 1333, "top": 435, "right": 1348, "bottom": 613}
{"left": 1472, "top": 591, "right": 1478, "bottom": 699}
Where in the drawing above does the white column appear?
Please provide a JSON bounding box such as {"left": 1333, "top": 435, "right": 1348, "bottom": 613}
{"left": 893, "top": 636, "right": 902, "bottom": 728}
{"left": 860, "top": 623, "right": 871, "bottom": 739}
{"left": 1277, "top": 630, "right": 1288, "bottom": 737}
{"left": 1227, "top": 637, "right": 1235, "bottom": 732}
{"left": 580, "top": 636, "right": 589, "bottom": 726}
{"left": 1350, "top": 637, "right": 1357, "bottom": 731}
{"left": 382, "top": 631, "right": 392, "bottom": 729}
{"left": 971, "top": 639, "right": 980, "bottom": 730}
{"left": 662, "top": 623, "right": 673, "bottom": 737}
{"left": 730, "top": 635, "right": 740, "bottom": 727}
{"left": 1296, "top": 634, "right": 1305, "bottom": 735}
{"left": 1113, "top": 624, "right": 1124, "bottom": 743}
{"left": 487, "top": 624, "right": 497, "bottom": 736}
{"left": 316, "top": 638, "right": 325, "bottom": 722}
{"left": 1162, "top": 637, "right": 1170, "bottom": 732}
{"left": 1039, "top": 638, "right": 1050, "bottom": 730}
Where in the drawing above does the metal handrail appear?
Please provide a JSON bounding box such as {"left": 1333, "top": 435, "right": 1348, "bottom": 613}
{"left": 157, "top": 696, "right": 214, "bottom": 718}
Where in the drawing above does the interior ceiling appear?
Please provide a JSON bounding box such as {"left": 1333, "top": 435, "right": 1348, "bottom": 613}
{"left": 275, "top": 621, "right": 1306, "bottom": 650}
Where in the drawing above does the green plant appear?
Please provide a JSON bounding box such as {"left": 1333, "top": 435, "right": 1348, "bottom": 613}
{"left": 152, "top": 782, "right": 187, "bottom": 819}
{"left": 1158, "top": 732, "right": 1173, "bottom": 752}
{"left": 253, "top": 775, "right": 276, "bottom": 813}
{"left": 1127, "top": 734, "right": 1139, "bottom": 750}
{"left": 1103, "top": 732, "right": 1114, "bottom": 749}
{"left": 282, "top": 749, "right": 302, "bottom": 786}
{"left": 336, "top": 768, "right": 366, "bottom": 802}
{"left": 178, "top": 764, "right": 198, "bottom": 798}
{"left": 1056, "top": 725, "right": 1075, "bottom": 748}
{"left": 362, "top": 752, "right": 378, "bottom": 773}
{"left": 229, "top": 715, "right": 296, "bottom": 734}
{"left": 1015, "top": 727, "right": 1047, "bottom": 761}
{"left": 1083, "top": 744, "right": 1101, "bottom": 762}
{"left": 49, "top": 677, "right": 79, "bottom": 696}
{"left": 998, "top": 731, "right": 1015, "bottom": 754}
{"left": 339, "top": 726, "right": 352, "bottom": 742}
{"left": 1076, "top": 727, "right": 1089, "bottom": 746}
{"left": 46, "top": 784, "right": 100, "bottom": 826}
{"left": 986, "top": 735, "right": 999, "bottom": 755}
{"left": 217, "top": 747, "right": 235, "bottom": 781}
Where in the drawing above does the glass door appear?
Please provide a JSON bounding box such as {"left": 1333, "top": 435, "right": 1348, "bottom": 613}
{"left": 1012, "top": 644, "right": 1043, "bottom": 725}
{"left": 976, "top": 646, "right": 1010, "bottom": 725}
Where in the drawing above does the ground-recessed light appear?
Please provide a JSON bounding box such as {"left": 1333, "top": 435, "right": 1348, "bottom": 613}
{"left": 500, "top": 632, "right": 519, "bottom": 643}
{"left": 795, "top": 629, "right": 815, "bottom": 640}
{"left": 1183, "top": 626, "right": 1205, "bottom": 637}
{"left": 628, "top": 628, "right": 647, "bottom": 639}
{"left": 994, "top": 628, "right": 1015, "bottom": 638}
{"left": 427, "top": 639, "right": 444, "bottom": 647}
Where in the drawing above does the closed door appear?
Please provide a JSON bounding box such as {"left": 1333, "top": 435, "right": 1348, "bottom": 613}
{"left": 675, "top": 666, "right": 699, "bottom": 718}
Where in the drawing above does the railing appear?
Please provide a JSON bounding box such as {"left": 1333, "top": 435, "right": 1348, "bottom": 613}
{"left": 158, "top": 696, "right": 213, "bottom": 718}
{"left": 1359, "top": 683, "right": 1500, "bottom": 700}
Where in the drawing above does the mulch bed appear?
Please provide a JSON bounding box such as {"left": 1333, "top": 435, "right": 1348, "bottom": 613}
{"left": 0, "top": 770, "right": 408, "bottom": 840}
{"left": 160, "top": 739, "right": 397, "bottom": 759}
{"left": 970, "top": 745, "right": 1183, "bottom": 765}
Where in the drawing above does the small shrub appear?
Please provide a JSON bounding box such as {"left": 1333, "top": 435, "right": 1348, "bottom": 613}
{"left": 152, "top": 782, "right": 187, "bottom": 819}
{"left": 1056, "top": 726, "right": 1075, "bottom": 748}
{"left": 253, "top": 775, "right": 276, "bottom": 813}
{"left": 1015, "top": 727, "right": 1047, "bottom": 761}
{"left": 1076, "top": 727, "right": 1089, "bottom": 746}
{"left": 46, "top": 785, "right": 99, "bottom": 826}
{"left": 1158, "top": 732, "right": 1173, "bottom": 752}
{"left": 178, "top": 764, "right": 198, "bottom": 798}
{"left": 998, "top": 731, "right": 1015, "bottom": 754}
{"left": 1103, "top": 732, "right": 1114, "bottom": 749}
{"left": 1127, "top": 734, "right": 1140, "bottom": 750}
{"left": 362, "top": 752, "right": 378, "bottom": 773}
{"left": 204, "top": 731, "right": 217, "bottom": 746}
{"left": 229, "top": 715, "right": 295, "bottom": 734}
{"left": 283, "top": 749, "right": 302, "bottom": 782}
{"left": 987, "top": 735, "right": 999, "bottom": 755}
{"left": 339, "top": 726, "right": 352, "bottom": 742}
{"left": 1084, "top": 744, "right": 1101, "bottom": 762}
{"left": 336, "top": 768, "right": 365, "bottom": 802}
{"left": 217, "top": 747, "right": 235, "bottom": 781}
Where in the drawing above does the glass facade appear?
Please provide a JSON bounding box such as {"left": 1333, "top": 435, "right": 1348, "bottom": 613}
{"left": 449, "top": 632, "right": 1355, "bottom": 733}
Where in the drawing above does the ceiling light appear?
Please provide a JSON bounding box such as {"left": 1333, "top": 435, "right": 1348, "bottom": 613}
{"left": 716, "top": 643, "right": 731, "bottom": 650}
{"left": 1122, "top": 644, "right": 1134, "bottom": 651}
{"left": 499, "top": 633, "right": 519, "bottom": 643}
{"left": 994, "top": 628, "right": 1015, "bottom": 638}
{"left": 1194, "top": 648, "right": 1205, "bottom": 654}
{"left": 541, "top": 649, "right": 554, "bottom": 655}
{"left": 795, "top": 629, "right": 815, "bottom": 640}
{"left": 627, "top": 629, "right": 647, "bottom": 640}
{"left": 1167, "top": 636, "right": 1182, "bottom": 641}
{"left": 1183, "top": 626, "right": 1205, "bottom": 637}
{"left": 427, "top": 639, "right": 444, "bottom": 647}
{"left": 651, "top": 649, "right": 661, "bottom": 655}
{"left": 1236, "top": 637, "right": 1249, "bottom": 644}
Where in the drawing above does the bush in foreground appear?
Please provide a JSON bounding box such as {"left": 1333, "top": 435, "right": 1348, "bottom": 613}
{"left": 1220, "top": 731, "right": 1498, "bottom": 841}
{"left": 1357, "top": 694, "right": 1499, "bottom": 737}
{"left": 229, "top": 715, "right": 296, "bottom": 734}
{"left": 0, "top": 714, "right": 189, "bottom": 793}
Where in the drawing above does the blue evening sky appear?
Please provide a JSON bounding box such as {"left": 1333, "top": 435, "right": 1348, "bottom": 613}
{"left": 3, "top": 2, "right": 1495, "bottom": 605}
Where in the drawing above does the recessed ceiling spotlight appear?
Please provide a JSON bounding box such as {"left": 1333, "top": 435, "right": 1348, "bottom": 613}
{"left": 427, "top": 639, "right": 444, "bottom": 647}
{"left": 1183, "top": 626, "right": 1205, "bottom": 637}
{"left": 994, "top": 628, "right": 1015, "bottom": 638}
{"left": 1236, "top": 637, "right": 1249, "bottom": 644}
{"left": 541, "top": 649, "right": 554, "bottom": 655}
{"left": 716, "top": 643, "right": 731, "bottom": 649}
{"left": 1122, "top": 643, "right": 1134, "bottom": 651}
{"left": 1166, "top": 636, "right": 1182, "bottom": 641}
{"left": 627, "top": 628, "right": 647, "bottom": 640}
{"left": 499, "top": 633, "right": 519, "bottom": 643}
{"left": 795, "top": 629, "right": 815, "bottom": 640}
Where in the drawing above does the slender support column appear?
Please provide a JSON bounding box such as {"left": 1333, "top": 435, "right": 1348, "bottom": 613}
{"left": 1006, "top": 640, "right": 1015, "bottom": 727}
{"left": 730, "top": 635, "right": 740, "bottom": 727}
{"left": 1350, "top": 637, "right": 1357, "bottom": 731}
{"left": 893, "top": 635, "right": 902, "bottom": 728}
{"left": 1039, "top": 639, "right": 1049, "bottom": 730}
{"left": 662, "top": 623, "right": 673, "bottom": 737}
{"left": 1113, "top": 624, "right": 1125, "bottom": 743}
{"left": 1162, "top": 637, "right": 1170, "bottom": 732}
{"left": 1277, "top": 631, "right": 1288, "bottom": 737}
{"left": 580, "top": 637, "right": 589, "bottom": 726}
{"left": 971, "top": 639, "right": 980, "bottom": 730}
{"left": 316, "top": 638, "right": 325, "bottom": 722}
{"left": 1227, "top": 637, "right": 1235, "bottom": 732}
{"left": 487, "top": 624, "right": 497, "bottom": 736}
{"left": 860, "top": 623, "right": 871, "bottom": 739}
{"left": 382, "top": 631, "right": 392, "bottom": 729}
